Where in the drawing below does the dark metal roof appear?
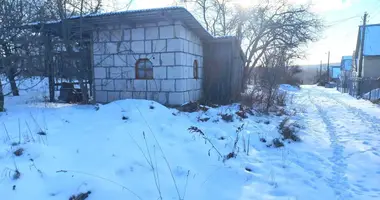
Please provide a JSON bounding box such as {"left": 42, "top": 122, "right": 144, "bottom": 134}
{"left": 29, "top": 6, "right": 214, "bottom": 41}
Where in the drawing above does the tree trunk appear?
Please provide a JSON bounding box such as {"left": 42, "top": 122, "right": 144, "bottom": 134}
{"left": 7, "top": 68, "right": 19, "bottom": 96}
{"left": 2, "top": 44, "right": 19, "bottom": 96}
{"left": 79, "top": 79, "right": 89, "bottom": 104}
{"left": 0, "top": 80, "right": 4, "bottom": 112}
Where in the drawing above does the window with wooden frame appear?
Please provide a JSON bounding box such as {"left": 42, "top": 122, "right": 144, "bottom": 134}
{"left": 135, "top": 58, "right": 153, "bottom": 79}
{"left": 193, "top": 59, "right": 199, "bottom": 79}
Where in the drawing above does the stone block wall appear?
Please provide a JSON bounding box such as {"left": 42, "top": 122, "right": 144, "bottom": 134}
{"left": 92, "top": 20, "right": 203, "bottom": 105}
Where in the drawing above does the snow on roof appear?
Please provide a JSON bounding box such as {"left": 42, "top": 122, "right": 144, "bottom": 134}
{"left": 27, "top": 6, "right": 229, "bottom": 41}
{"left": 359, "top": 24, "right": 380, "bottom": 56}
{"left": 342, "top": 56, "right": 352, "bottom": 60}
{"left": 29, "top": 6, "right": 186, "bottom": 25}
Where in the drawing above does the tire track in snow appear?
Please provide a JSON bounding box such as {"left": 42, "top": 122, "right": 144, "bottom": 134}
{"left": 318, "top": 88, "right": 380, "bottom": 137}
{"left": 313, "top": 87, "right": 380, "bottom": 199}
{"left": 307, "top": 89, "right": 353, "bottom": 199}
{"left": 314, "top": 88, "right": 380, "bottom": 155}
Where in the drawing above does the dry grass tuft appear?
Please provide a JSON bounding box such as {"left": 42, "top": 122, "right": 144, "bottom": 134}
{"left": 188, "top": 126, "right": 205, "bottom": 136}
{"left": 13, "top": 169, "right": 21, "bottom": 180}
{"left": 37, "top": 131, "right": 47, "bottom": 136}
{"left": 69, "top": 191, "right": 91, "bottom": 200}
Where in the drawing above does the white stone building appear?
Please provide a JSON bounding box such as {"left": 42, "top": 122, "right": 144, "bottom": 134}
{"left": 92, "top": 8, "right": 206, "bottom": 105}
{"left": 30, "top": 7, "right": 244, "bottom": 105}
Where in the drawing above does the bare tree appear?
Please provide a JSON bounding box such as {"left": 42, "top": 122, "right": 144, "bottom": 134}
{"left": 181, "top": 0, "right": 240, "bottom": 36}
{"left": 240, "top": 0, "right": 321, "bottom": 85}
{"left": 0, "top": 0, "right": 42, "bottom": 111}
{"left": 180, "top": 0, "right": 321, "bottom": 87}
{"left": 35, "top": 0, "right": 103, "bottom": 103}
{"left": 0, "top": 0, "right": 37, "bottom": 96}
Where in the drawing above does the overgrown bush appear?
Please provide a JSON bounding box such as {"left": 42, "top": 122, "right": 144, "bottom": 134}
{"left": 278, "top": 118, "right": 301, "bottom": 142}
{"left": 272, "top": 138, "right": 284, "bottom": 148}
{"left": 241, "top": 86, "right": 290, "bottom": 114}
{"left": 242, "top": 52, "right": 302, "bottom": 114}
{"left": 220, "top": 113, "right": 234, "bottom": 122}
{"left": 276, "top": 92, "right": 287, "bottom": 106}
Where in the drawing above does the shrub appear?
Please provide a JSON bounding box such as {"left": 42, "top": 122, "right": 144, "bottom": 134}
{"left": 242, "top": 85, "right": 291, "bottom": 114}
{"left": 235, "top": 110, "right": 248, "bottom": 119}
{"left": 273, "top": 138, "right": 284, "bottom": 148}
{"left": 223, "top": 152, "right": 237, "bottom": 161}
{"left": 220, "top": 113, "right": 234, "bottom": 122}
{"left": 278, "top": 118, "right": 301, "bottom": 142}
{"left": 279, "top": 118, "right": 290, "bottom": 130}
{"left": 281, "top": 126, "right": 301, "bottom": 141}
{"left": 177, "top": 102, "right": 199, "bottom": 112}
{"left": 241, "top": 87, "right": 265, "bottom": 109}
{"left": 276, "top": 92, "right": 287, "bottom": 106}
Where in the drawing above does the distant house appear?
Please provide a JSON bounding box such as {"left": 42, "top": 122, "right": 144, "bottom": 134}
{"left": 340, "top": 23, "right": 380, "bottom": 96}
{"left": 29, "top": 7, "right": 245, "bottom": 105}
{"left": 353, "top": 24, "right": 380, "bottom": 78}
{"left": 341, "top": 56, "right": 353, "bottom": 71}
{"left": 337, "top": 56, "right": 353, "bottom": 93}
{"left": 330, "top": 65, "right": 341, "bottom": 80}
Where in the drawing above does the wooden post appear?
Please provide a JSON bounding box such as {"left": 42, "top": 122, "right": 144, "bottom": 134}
{"left": 358, "top": 12, "right": 367, "bottom": 78}
{"left": 0, "top": 80, "right": 4, "bottom": 112}
{"left": 358, "top": 12, "right": 367, "bottom": 96}
{"left": 319, "top": 60, "right": 322, "bottom": 80}
{"left": 327, "top": 51, "right": 330, "bottom": 82}
{"left": 44, "top": 32, "right": 55, "bottom": 102}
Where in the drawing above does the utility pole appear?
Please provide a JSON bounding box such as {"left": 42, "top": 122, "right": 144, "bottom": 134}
{"left": 327, "top": 51, "right": 330, "bottom": 82}
{"left": 358, "top": 12, "right": 367, "bottom": 78}
{"left": 358, "top": 12, "right": 367, "bottom": 96}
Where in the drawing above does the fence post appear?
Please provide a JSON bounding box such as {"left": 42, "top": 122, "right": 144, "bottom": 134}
{"left": 44, "top": 32, "right": 55, "bottom": 102}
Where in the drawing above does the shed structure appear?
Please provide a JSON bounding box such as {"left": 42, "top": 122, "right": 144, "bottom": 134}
{"left": 29, "top": 7, "right": 245, "bottom": 105}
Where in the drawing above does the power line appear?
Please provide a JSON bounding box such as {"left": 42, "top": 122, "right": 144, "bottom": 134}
{"left": 326, "top": 15, "right": 361, "bottom": 27}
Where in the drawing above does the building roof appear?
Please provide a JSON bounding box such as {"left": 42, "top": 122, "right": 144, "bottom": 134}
{"left": 342, "top": 56, "right": 352, "bottom": 60}
{"left": 28, "top": 6, "right": 215, "bottom": 41}
{"left": 355, "top": 24, "right": 380, "bottom": 57}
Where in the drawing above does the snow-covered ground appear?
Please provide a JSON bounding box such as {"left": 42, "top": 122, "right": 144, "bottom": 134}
{"left": 1, "top": 81, "right": 380, "bottom": 200}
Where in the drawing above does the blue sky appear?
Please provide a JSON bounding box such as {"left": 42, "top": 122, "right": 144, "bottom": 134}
{"left": 123, "top": 0, "right": 380, "bottom": 65}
